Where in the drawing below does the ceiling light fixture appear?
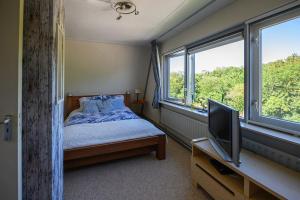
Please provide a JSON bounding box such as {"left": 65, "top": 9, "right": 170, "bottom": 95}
{"left": 98, "top": 0, "right": 139, "bottom": 20}
{"left": 112, "top": 0, "right": 139, "bottom": 20}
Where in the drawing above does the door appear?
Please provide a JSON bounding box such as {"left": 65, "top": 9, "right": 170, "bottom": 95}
{"left": 0, "top": 0, "right": 23, "bottom": 199}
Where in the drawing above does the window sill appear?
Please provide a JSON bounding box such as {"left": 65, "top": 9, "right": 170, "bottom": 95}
{"left": 160, "top": 101, "right": 208, "bottom": 123}
{"left": 160, "top": 101, "right": 300, "bottom": 146}
{"left": 241, "top": 123, "right": 300, "bottom": 146}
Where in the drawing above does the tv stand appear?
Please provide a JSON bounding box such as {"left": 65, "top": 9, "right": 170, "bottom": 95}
{"left": 191, "top": 137, "right": 300, "bottom": 200}
{"left": 209, "top": 159, "right": 235, "bottom": 175}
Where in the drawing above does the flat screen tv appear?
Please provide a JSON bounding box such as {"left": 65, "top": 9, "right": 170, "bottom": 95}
{"left": 208, "top": 99, "right": 241, "bottom": 166}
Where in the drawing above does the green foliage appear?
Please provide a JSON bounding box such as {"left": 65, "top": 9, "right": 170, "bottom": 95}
{"left": 194, "top": 66, "right": 244, "bottom": 116}
{"left": 261, "top": 54, "right": 300, "bottom": 122}
{"left": 169, "top": 54, "right": 300, "bottom": 122}
{"left": 169, "top": 72, "right": 184, "bottom": 100}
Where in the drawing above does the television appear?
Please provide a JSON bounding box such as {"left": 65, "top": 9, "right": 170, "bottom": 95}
{"left": 208, "top": 99, "right": 241, "bottom": 167}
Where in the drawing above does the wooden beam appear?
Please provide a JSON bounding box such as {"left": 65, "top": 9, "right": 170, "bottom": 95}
{"left": 22, "top": 0, "right": 64, "bottom": 199}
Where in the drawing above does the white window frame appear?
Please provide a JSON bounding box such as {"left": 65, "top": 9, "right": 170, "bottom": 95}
{"left": 249, "top": 7, "right": 300, "bottom": 135}
{"left": 164, "top": 50, "right": 187, "bottom": 104}
{"left": 187, "top": 32, "right": 245, "bottom": 113}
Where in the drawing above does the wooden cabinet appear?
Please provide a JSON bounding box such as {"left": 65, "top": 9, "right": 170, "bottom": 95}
{"left": 191, "top": 138, "right": 300, "bottom": 200}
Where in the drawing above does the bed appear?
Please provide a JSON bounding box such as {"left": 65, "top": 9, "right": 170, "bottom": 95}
{"left": 64, "top": 94, "right": 166, "bottom": 169}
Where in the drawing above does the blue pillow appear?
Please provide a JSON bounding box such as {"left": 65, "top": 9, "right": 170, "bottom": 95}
{"left": 82, "top": 100, "right": 99, "bottom": 114}
{"left": 97, "top": 95, "right": 125, "bottom": 112}
{"left": 79, "top": 96, "right": 102, "bottom": 111}
{"left": 88, "top": 96, "right": 103, "bottom": 100}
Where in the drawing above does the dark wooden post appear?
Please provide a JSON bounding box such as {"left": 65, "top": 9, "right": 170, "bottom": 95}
{"left": 22, "top": 0, "right": 64, "bottom": 199}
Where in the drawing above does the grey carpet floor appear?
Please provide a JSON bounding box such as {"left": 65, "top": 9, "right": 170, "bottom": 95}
{"left": 64, "top": 137, "right": 211, "bottom": 200}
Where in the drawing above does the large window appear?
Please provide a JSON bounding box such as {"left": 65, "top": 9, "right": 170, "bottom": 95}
{"left": 165, "top": 34, "right": 245, "bottom": 115}
{"left": 163, "top": 6, "right": 300, "bottom": 135}
{"left": 166, "top": 51, "right": 185, "bottom": 102}
{"left": 189, "top": 35, "right": 244, "bottom": 116}
{"left": 250, "top": 8, "right": 300, "bottom": 133}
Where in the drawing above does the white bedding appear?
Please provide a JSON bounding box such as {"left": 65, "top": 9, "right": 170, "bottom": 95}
{"left": 64, "top": 118, "right": 165, "bottom": 150}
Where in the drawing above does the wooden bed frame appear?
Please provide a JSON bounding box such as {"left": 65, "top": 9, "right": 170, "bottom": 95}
{"left": 64, "top": 94, "right": 166, "bottom": 169}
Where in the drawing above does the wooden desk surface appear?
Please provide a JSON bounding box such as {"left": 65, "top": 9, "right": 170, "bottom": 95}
{"left": 193, "top": 139, "right": 300, "bottom": 200}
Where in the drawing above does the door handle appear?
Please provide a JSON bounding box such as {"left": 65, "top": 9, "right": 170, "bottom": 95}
{"left": 0, "top": 115, "right": 12, "bottom": 141}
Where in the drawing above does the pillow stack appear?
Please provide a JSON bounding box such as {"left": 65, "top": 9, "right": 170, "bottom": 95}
{"left": 79, "top": 95, "right": 125, "bottom": 114}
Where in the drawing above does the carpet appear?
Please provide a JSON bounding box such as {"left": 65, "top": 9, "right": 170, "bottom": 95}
{"left": 64, "top": 137, "right": 211, "bottom": 200}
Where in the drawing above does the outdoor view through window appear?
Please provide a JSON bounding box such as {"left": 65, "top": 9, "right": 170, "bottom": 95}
{"left": 192, "top": 39, "right": 244, "bottom": 116}
{"left": 167, "top": 15, "right": 300, "bottom": 123}
{"left": 260, "top": 16, "right": 300, "bottom": 123}
{"left": 168, "top": 54, "right": 185, "bottom": 101}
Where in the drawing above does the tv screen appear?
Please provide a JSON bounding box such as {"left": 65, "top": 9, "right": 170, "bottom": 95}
{"left": 208, "top": 99, "right": 241, "bottom": 166}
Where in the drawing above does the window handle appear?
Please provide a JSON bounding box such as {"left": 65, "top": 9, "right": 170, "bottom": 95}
{"left": 251, "top": 100, "right": 259, "bottom": 112}
{"left": 251, "top": 36, "right": 259, "bottom": 47}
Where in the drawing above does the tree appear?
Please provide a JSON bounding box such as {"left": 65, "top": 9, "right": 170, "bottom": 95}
{"left": 262, "top": 54, "right": 300, "bottom": 121}
{"left": 194, "top": 66, "right": 244, "bottom": 114}
{"left": 169, "top": 72, "right": 184, "bottom": 100}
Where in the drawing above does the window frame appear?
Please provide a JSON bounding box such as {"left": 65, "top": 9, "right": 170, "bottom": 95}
{"left": 164, "top": 49, "right": 187, "bottom": 104}
{"left": 249, "top": 7, "right": 300, "bottom": 135}
{"left": 187, "top": 32, "right": 245, "bottom": 114}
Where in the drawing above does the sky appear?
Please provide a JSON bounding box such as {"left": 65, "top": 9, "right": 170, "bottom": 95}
{"left": 262, "top": 17, "right": 300, "bottom": 64}
{"left": 170, "top": 16, "right": 300, "bottom": 73}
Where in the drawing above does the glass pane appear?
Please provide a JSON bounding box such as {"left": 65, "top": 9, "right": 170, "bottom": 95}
{"left": 261, "top": 17, "right": 300, "bottom": 123}
{"left": 168, "top": 55, "right": 185, "bottom": 100}
{"left": 193, "top": 39, "right": 244, "bottom": 116}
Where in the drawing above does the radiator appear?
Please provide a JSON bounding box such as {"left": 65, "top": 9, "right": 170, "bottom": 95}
{"left": 161, "top": 107, "right": 210, "bottom": 146}
{"left": 243, "top": 138, "right": 300, "bottom": 171}
{"left": 161, "top": 107, "right": 300, "bottom": 172}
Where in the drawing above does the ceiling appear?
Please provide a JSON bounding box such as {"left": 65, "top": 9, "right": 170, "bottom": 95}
{"left": 65, "top": 0, "right": 233, "bottom": 45}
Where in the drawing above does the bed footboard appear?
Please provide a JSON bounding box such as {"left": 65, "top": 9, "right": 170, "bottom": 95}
{"left": 64, "top": 135, "right": 166, "bottom": 170}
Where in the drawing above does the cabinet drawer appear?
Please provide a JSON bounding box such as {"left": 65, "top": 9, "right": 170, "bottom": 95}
{"left": 192, "top": 163, "right": 237, "bottom": 200}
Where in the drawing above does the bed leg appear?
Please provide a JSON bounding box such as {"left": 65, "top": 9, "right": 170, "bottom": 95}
{"left": 156, "top": 135, "right": 166, "bottom": 160}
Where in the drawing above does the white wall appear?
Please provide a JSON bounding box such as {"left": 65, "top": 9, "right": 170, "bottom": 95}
{"left": 65, "top": 40, "right": 150, "bottom": 98}
{"left": 143, "top": 0, "right": 295, "bottom": 122}
{"left": 0, "top": 0, "right": 23, "bottom": 199}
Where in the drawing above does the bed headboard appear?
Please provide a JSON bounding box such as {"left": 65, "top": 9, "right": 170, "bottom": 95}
{"left": 65, "top": 93, "right": 131, "bottom": 118}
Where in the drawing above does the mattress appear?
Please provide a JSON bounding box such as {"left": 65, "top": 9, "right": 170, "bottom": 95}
{"left": 64, "top": 118, "right": 165, "bottom": 150}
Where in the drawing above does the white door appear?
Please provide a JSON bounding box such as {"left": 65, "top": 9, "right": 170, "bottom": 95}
{"left": 0, "top": 0, "right": 23, "bottom": 199}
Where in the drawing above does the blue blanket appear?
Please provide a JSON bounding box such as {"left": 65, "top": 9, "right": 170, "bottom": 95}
{"left": 65, "top": 108, "right": 139, "bottom": 127}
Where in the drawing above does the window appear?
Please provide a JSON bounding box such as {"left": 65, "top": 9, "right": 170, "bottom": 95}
{"left": 164, "top": 34, "right": 244, "bottom": 115}
{"left": 163, "top": 6, "right": 300, "bottom": 135}
{"left": 250, "top": 8, "right": 300, "bottom": 133}
{"left": 188, "top": 34, "right": 244, "bottom": 116}
{"left": 165, "top": 51, "right": 185, "bottom": 103}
